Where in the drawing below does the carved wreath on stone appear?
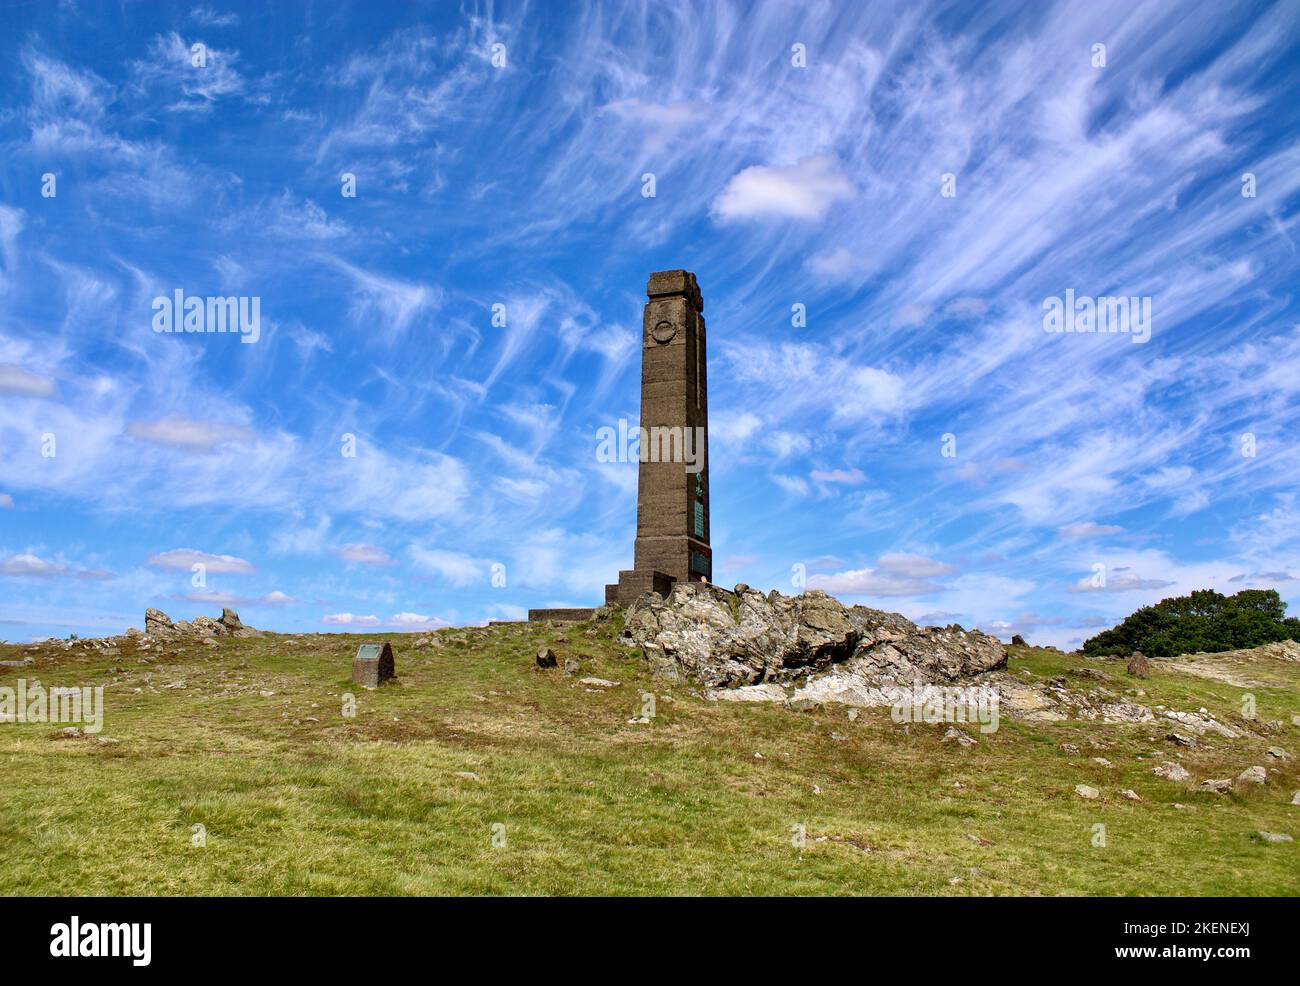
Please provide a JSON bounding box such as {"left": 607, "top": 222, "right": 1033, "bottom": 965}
{"left": 651, "top": 320, "right": 676, "bottom": 343}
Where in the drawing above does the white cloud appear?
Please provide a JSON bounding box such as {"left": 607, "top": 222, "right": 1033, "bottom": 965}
{"left": 771, "top": 474, "right": 810, "bottom": 498}
{"left": 191, "top": 5, "right": 239, "bottom": 28}
{"left": 385, "top": 611, "right": 448, "bottom": 628}
{"left": 184, "top": 589, "right": 295, "bottom": 605}
{"left": 323, "top": 612, "right": 379, "bottom": 626}
{"left": 0, "top": 552, "right": 111, "bottom": 580}
{"left": 1059, "top": 522, "right": 1124, "bottom": 538}
{"left": 337, "top": 543, "right": 394, "bottom": 565}
{"left": 766, "top": 430, "right": 811, "bottom": 459}
{"left": 408, "top": 546, "right": 483, "bottom": 587}
{"left": 876, "top": 553, "right": 955, "bottom": 578}
{"left": 328, "top": 256, "right": 440, "bottom": 342}
{"left": 125, "top": 416, "right": 255, "bottom": 452}
{"left": 0, "top": 364, "right": 55, "bottom": 397}
{"left": 712, "top": 411, "right": 763, "bottom": 444}
{"left": 711, "top": 155, "right": 855, "bottom": 222}
{"left": 810, "top": 468, "right": 866, "bottom": 485}
{"left": 810, "top": 552, "right": 955, "bottom": 597}
{"left": 1069, "top": 571, "right": 1177, "bottom": 593}
{"left": 146, "top": 549, "right": 255, "bottom": 573}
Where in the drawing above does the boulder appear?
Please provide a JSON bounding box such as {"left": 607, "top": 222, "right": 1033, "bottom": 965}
{"left": 1237, "top": 766, "right": 1267, "bottom": 786}
{"left": 1153, "top": 762, "right": 1191, "bottom": 782}
{"left": 1126, "top": 651, "right": 1151, "bottom": 679}
{"left": 623, "top": 583, "right": 1005, "bottom": 690}
{"left": 1011, "top": 634, "right": 1027, "bottom": 647}
{"left": 144, "top": 608, "right": 175, "bottom": 637}
{"left": 535, "top": 647, "right": 557, "bottom": 669}
{"left": 219, "top": 607, "right": 261, "bottom": 638}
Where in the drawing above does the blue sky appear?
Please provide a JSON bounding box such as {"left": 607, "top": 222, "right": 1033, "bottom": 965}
{"left": 1, "top": 0, "right": 1299, "bottom": 647}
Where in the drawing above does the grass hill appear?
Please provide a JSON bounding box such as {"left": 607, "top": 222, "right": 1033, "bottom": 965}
{"left": 1, "top": 613, "right": 1296, "bottom": 895}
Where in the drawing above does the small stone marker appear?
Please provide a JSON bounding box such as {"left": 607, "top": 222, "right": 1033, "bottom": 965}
{"left": 1126, "top": 650, "right": 1150, "bottom": 678}
{"left": 536, "top": 647, "right": 557, "bottom": 668}
{"left": 353, "top": 642, "right": 395, "bottom": 689}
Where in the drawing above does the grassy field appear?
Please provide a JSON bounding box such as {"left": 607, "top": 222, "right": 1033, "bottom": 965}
{"left": 1, "top": 615, "right": 1297, "bottom": 896}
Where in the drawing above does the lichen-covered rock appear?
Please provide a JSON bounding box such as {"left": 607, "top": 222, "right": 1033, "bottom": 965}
{"left": 144, "top": 608, "right": 175, "bottom": 637}
{"left": 141, "top": 607, "right": 261, "bottom": 641}
{"left": 623, "top": 582, "right": 1005, "bottom": 689}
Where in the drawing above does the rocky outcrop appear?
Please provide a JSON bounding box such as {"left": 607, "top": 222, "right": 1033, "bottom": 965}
{"left": 623, "top": 583, "right": 1005, "bottom": 690}
{"left": 141, "top": 607, "right": 261, "bottom": 641}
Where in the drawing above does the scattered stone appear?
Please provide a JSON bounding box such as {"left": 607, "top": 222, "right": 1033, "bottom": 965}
{"left": 1061, "top": 742, "right": 1080, "bottom": 754}
{"left": 965, "top": 833, "right": 993, "bottom": 846}
{"left": 943, "top": 727, "right": 976, "bottom": 747}
{"left": 1266, "top": 746, "right": 1287, "bottom": 760}
{"left": 1200, "top": 779, "right": 1232, "bottom": 793}
{"left": 1121, "top": 789, "right": 1142, "bottom": 801}
{"left": 579, "top": 677, "right": 620, "bottom": 688}
{"left": 563, "top": 658, "right": 581, "bottom": 675}
{"left": 709, "top": 683, "right": 787, "bottom": 703}
{"left": 163, "top": 681, "right": 187, "bottom": 689}
{"left": 1010, "top": 634, "right": 1027, "bottom": 647}
{"left": 259, "top": 690, "right": 276, "bottom": 698}
{"left": 1290, "top": 791, "right": 1300, "bottom": 806}
{"left": 1257, "top": 831, "right": 1293, "bottom": 843}
{"left": 54, "top": 726, "right": 83, "bottom": 739}
{"left": 1093, "top": 757, "right": 1113, "bottom": 768}
{"left": 1075, "top": 784, "right": 1100, "bottom": 800}
{"left": 1166, "top": 732, "right": 1197, "bottom": 748}
{"left": 1162, "top": 710, "right": 1239, "bottom": 739}
{"left": 1236, "top": 766, "right": 1267, "bottom": 786}
{"left": 787, "top": 697, "right": 820, "bottom": 712}
{"left": 1126, "top": 651, "right": 1150, "bottom": 679}
{"left": 1153, "top": 762, "right": 1191, "bottom": 782}
{"left": 454, "top": 771, "right": 483, "bottom": 782}
{"left": 847, "top": 708, "right": 859, "bottom": 722}
{"left": 535, "top": 647, "right": 557, "bottom": 669}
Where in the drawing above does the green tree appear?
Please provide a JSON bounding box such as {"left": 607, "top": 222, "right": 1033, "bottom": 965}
{"left": 1082, "top": 588, "right": 1299, "bottom": 657}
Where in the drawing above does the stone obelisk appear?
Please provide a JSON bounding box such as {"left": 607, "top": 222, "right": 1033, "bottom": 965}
{"left": 606, "top": 269, "right": 711, "bottom": 606}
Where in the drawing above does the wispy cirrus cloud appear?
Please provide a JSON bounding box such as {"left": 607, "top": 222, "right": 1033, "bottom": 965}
{"left": 2, "top": 0, "right": 1299, "bottom": 648}
{"left": 146, "top": 549, "right": 255, "bottom": 573}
